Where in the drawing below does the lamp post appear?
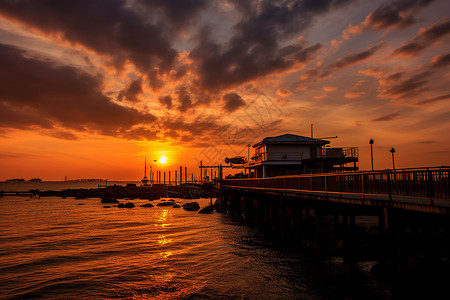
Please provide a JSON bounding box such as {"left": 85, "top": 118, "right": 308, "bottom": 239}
{"left": 390, "top": 147, "right": 396, "bottom": 170}
{"left": 369, "top": 139, "right": 374, "bottom": 171}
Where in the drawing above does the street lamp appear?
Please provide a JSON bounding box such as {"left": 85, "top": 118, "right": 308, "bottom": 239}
{"left": 369, "top": 139, "right": 374, "bottom": 171}
{"left": 390, "top": 147, "right": 396, "bottom": 170}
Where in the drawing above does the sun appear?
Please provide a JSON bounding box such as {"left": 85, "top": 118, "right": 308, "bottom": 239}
{"left": 159, "top": 156, "right": 168, "bottom": 164}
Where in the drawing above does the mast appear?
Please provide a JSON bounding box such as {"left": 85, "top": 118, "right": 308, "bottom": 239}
{"left": 141, "top": 156, "right": 150, "bottom": 186}
{"left": 144, "top": 156, "right": 147, "bottom": 177}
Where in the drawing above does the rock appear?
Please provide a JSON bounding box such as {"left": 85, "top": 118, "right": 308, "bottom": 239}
{"left": 172, "top": 204, "right": 181, "bottom": 208}
{"left": 140, "top": 203, "right": 154, "bottom": 207}
{"left": 118, "top": 202, "right": 135, "bottom": 208}
{"left": 182, "top": 202, "right": 200, "bottom": 211}
{"left": 370, "top": 262, "right": 390, "bottom": 280}
{"left": 157, "top": 202, "right": 174, "bottom": 206}
{"left": 198, "top": 206, "right": 214, "bottom": 214}
{"left": 101, "top": 198, "right": 119, "bottom": 204}
{"left": 103, "top": 206, "right": 111, "bottom": 208}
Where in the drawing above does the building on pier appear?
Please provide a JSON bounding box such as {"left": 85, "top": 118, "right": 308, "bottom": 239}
{"left": 244, "top": 133, "right": 358, "bottom": 177}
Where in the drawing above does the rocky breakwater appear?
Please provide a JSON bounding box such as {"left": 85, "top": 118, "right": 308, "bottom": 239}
{"left": 40, "top": 185, "right": 167, "bottom": 200}
{"left": 39, "top": 183, "right": 220, "bottom": 201}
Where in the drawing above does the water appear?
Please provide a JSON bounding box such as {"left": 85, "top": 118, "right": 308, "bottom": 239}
{"left": 0, "top": 183, "right": 390, "bottom": 299}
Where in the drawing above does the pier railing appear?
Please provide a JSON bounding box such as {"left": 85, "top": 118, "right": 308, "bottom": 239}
{"left": 222, "top": 167, "right": 450, "bottom": 200}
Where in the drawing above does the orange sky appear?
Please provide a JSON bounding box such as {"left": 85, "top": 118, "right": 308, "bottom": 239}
{"left": 0, "top": 0, "right": 449, "bottom": 180}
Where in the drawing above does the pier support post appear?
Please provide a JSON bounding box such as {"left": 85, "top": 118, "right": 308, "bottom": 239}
{"left": 342, "top": 214, "right": 349, "bottom": 256}
{"left": 280, "top": 196, "right": 288, "bottom": 240}
{"left": 315, "top": 202, "right": 324, "bottom": 256}
{"left": 221, "top": 189, "right": 228, "bottom": 213}
{"left": 244, "top": 192, "right": 254, "bottom": 225}
{"left": 231, "top": 190, "right": 241, "bottom": 219}
{"left": 295, "top": 203, "right": 303, "bottom": 243}
{"left": 348, "top": 213, "right": 356, "bottom": 257}
{"left": 385, "top": 208, "right": 403, "bottom": 287}
{"left": 264, "top": 195, "right": 270, "bottom": 230}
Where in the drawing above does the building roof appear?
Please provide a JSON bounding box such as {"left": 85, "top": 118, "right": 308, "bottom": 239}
{"left": 253, "top": 133, "right": 330, "bottom": 148}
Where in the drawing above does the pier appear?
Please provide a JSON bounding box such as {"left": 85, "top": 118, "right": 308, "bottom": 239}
{"left": 220, "top": 167, "right": 450, "bottom": 286}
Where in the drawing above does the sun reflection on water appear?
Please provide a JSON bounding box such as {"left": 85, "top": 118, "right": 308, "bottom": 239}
{"left": 159, "top": 251, "right": 173, "bottom": 259}
{"left": 158, "top": 235, "right": 173, "bottom": 245}
{"left": 156, "top": 209, "right": 174, "bottom": 259}
{"left": 155, "top": 209, "right": 172, "bottom": 229}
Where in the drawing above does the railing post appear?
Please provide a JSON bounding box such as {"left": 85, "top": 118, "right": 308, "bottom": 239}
{"left": 387, "top": 172, "right": 392, "bottom": 201}
{"left": 427, "top": 170, "right": 434, "bottom": 205}
{"left": 361, "top": 173, "right": 364, "bottom": 200}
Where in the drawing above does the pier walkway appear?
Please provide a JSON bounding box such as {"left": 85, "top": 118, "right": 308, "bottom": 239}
{"left": 222, "top": 167, "right": 450, "bottom": 214}
{"left": 220, "top": 167, "right": 450, "bottom": 286}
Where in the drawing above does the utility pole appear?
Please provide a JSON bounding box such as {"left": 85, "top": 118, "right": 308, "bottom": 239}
{"left": 390, "top": 147, "right": 396, "bottom": 170}
{"left": 369, "top": 139, "right": 374, "bottom": 171}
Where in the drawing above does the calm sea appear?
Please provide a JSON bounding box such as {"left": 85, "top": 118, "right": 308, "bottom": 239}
{"left": 0, "top": 182, "right": 390, "bottom": 299}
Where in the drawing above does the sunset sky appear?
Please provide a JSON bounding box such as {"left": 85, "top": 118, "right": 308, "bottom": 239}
{"left": 1, "top": 0, "right": 449, "bottom": 180}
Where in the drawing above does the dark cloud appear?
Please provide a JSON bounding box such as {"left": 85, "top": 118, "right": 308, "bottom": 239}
{"left": 380, "top": 71, "right": 434, "bottom": 98}
{"left": 48, "top": 130, "right": 79, "bottom": 140}
{"left": 175, "top": 86, "right": 194, "bottom": 112}
{"left": 118, "top": 78, "right": 143, "bottom": 102}
{"left": 189, "top": 0, "right": 354, "bottom": 90}
{"left": 428, "top": 53, "right": 450, "bottom": 68}
{"left": 372, "top": 112, "right": 400, "bottom": 121}
{"left": 301, "top": 42, "right": 385, "bottom": 81}
{"left": 0, "top": 101, "right": 53, "bottom": 130}
{"left": 427, "top": 150, "right": 450, "bottom": 154}
{"left": 158, "top": 95, "right": 173, "bottom": 109}
{"left": 0, "top": 0, "right": 357, "bottom": 95}
{"left": 123, "top": 126, "right": 159, "bottom": 140}
{"left": 0, "top": 0, "right": 208, "bottom": 88}
{"left": 136, "top": 0, "right": 208, "bottom": 30}
{"left": 0, "top": 43, "right": 155, "bottom": 138}
{"left": 191, "top": 30, "right": 322, "bottom": 90}
{"left": 392, "top": 42, "right": 426, "bottom": 57}
{"left": 222, "top": 93, "right": 245, "bottom": 113}
{"left": 417, "top": 93, "right": 450, "bottom": 105}
{"left": 326, "top": 42, "right": 385, "bottom": 74}
{"left": 385, "top": 72, "right": 405, "bottom": 82}
{"left": 392, "top": 18, "right": 450, "bottom": 57}
{"left": 365, "top": 0, "right": 435, "bottom": 30}
{"left": 418, "top": 140, "right": 438, "bottom": 144}
{"left": 338, "top": 0, "right": 436, "bottom": 42}
{"left": 161, "top": 116, "right": 222, "bottom": 140}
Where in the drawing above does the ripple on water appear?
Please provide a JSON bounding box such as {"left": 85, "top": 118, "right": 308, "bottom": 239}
{"left": 0, "top": 197, "right": 392, "bottom": 299}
